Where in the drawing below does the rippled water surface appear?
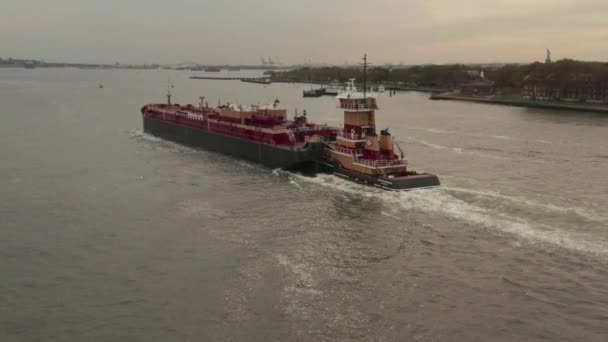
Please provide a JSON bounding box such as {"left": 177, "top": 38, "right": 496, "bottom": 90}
{"left": 1, "top": 68, "right": 607, "bottom": 341}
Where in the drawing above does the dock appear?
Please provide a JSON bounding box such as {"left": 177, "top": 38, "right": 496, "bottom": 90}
{"left": 189, "top": 76, "right": 240, "bottom": 80}
{"left": 240, "top": 78, "right": 271, "bottom": 84}
{"left": 189, "top": 76, "right": 271, "bottom": 84}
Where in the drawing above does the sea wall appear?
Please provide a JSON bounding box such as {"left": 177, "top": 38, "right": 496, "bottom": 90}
{"left": 430, "top": 93, "right": 608, "bottom": 114}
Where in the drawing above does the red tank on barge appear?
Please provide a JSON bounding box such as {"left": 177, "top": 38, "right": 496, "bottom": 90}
{"left": 141, "top": 93, "right": 337, "bottom": 169}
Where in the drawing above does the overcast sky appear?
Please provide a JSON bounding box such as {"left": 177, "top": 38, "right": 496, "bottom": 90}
{"left": 2, "top": 0, "right": 607, "bottom": 65}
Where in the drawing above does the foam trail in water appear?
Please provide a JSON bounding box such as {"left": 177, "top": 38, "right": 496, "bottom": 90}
{"left": 402, "top": 126, "right": 562, "bottom": 148}
{"left": 282, "top": 172, "right": 608, "bottom": 257}
{"left": 289, "top": 179, "right": 303, "bottom": 190}
{"left": 381, "top": 211, "right": 403, "bottom": 221}
{"left": 444, "top": 186, "right": 608, "bottom": 223}
{"left": 404, "top": 126, "right": 456, "bottom": 135}
{"left": 129, "top": 128, "right": 162, "bottom": 142}
{"left": 403, "top": 136, "right": 510, "bottom": 160}
{"left": 236, "top": 160, "right": 258, "bottom": 169}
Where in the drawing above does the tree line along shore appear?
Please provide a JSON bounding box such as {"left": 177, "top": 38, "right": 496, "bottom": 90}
{"left": 270, "top": 59, "right": 608, "bottom": 112}
{"left": 270, "top": 59, "right": 608, "bottom": 92}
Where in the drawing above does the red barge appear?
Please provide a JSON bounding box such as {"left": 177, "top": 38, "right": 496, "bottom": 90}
{"left": 141, "top": 94, "right": 337, "bottom": 170}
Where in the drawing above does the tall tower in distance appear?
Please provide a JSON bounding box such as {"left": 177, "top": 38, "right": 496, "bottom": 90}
{"left": 545, "top": 49, "right": 552, "bottom": 63}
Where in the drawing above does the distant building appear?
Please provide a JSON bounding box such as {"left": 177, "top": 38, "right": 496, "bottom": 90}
{"left": 545, "top": 49, "right": 552, "bottom": 64}
{"left": 466, "top": 70, "right": 481, "bottom": 78}
{"left": 522, "top": 74, "right": 608, "bottom": 104}
{"left": 458, "top": 71, "right": 496, "bottom": 96}
{"left": 459, "top": 79, "right": 496, "bottom": 96}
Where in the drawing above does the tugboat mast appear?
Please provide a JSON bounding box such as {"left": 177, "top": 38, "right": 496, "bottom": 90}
{"left": 363, "top": 54, "right": 367, "bottom": 99}
{"left": 166, "top": 79, "right": 173, "bottom": 106}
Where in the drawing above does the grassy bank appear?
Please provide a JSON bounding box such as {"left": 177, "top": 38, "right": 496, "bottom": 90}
{"left": 430, "top": 93, "right": 608, "bottom": 113}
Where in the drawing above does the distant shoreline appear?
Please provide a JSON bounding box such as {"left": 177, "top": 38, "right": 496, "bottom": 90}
{"left": 394, "top": 87, "right": 448, "bottom": 93}
{"left": 430, "top": 93, "right": 608, "bottom": 114}
{"left": 268, "top": 78, "right": 449, "bottom": 93}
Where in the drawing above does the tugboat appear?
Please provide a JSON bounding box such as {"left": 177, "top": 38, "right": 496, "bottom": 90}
{"left": 141, "top": 89, "right": 337, "bottom": 169}
{"left": 303, "top": 67, "right": 326, "bottom": 97}
{"left": 321, "top": 55, "right": 440, "bottom": 190}
{"left": 303, "top": 88, "right": 325, "bottom": 97}
{"left": 324, "top": 80, "right": 344, "bottom": 95}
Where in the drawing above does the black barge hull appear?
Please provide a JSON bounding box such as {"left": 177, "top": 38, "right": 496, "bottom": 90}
{"left": 143, "top": 116, "right": 323, "bottom": 169}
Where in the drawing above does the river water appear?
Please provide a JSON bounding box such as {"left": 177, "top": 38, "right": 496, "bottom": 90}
{"left": 1, "top": 68, "right": 607, "bottom": 341}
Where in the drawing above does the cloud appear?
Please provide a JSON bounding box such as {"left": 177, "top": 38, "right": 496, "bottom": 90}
{"left": 2, "top": 0, "right": 607, "bottom": 64}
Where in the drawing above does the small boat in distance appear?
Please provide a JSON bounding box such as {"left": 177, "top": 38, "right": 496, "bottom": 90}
{"left": 303, "top": 67, "right": 325, "bottom": 97}
{"left": 303, "top": 88, "right": 325, "bottom": 97}
{"left": 324, "top": 80, "right": 344, "bottom": 95}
